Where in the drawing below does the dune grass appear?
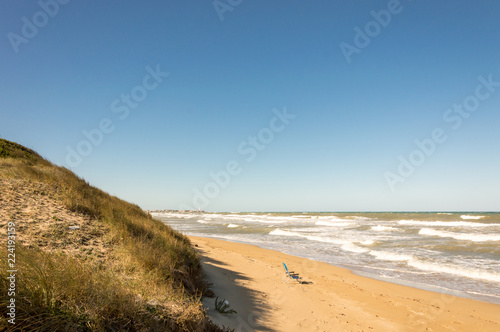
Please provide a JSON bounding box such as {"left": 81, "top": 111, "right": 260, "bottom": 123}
{"left": 0, "top": 139, "right": 227, "bottom": 331}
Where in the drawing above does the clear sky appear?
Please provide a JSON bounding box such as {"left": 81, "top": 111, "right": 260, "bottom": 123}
{"left": 2, "top": 0, "right": 500, "bottom": 212}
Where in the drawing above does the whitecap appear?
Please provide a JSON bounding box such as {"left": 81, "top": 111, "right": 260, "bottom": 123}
{"left": 419, "top": 228, "right": 500, "bottom": 242}
{"left": 315, "top": 221, "right": 353, "bottom": 227}
{"left": 368, "top": 249, "right": 500, "bottom": 283}
{"left": 461, "top": 215, "right": 485, "bottom": 220}
{"left": 269, "top": 229, "right": 345, "bottom": 245}
{"left": 368, "top": 250, "right": 413, "bottom": 262}
{"left": 371, "top": 225, "right": 401, "bottom": 232}
{"left": 409, "top": 260, "right": 500, "bottom": 283}
{"left": 348, "top": 216, "right": 373, "bottom": 221}
{"left": 243, "top": 216, "right": 289, "bottom": 224}
{"left": 269, "top": 229, "right": 304, "bottom": 237}
{"left": 341, "top": 243, "right": 369, "bottom": 253}
{"left": 398, "top": 220, "right": 494, "bottom": 227}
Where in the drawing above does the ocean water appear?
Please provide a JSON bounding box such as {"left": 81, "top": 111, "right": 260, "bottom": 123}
{"left": 153, "top": 211, "right": 500, "bottom": 305}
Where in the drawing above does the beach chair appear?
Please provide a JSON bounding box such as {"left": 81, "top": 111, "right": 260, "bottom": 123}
{"left": 282, "top": 263, "right": 300, "bottom": 283}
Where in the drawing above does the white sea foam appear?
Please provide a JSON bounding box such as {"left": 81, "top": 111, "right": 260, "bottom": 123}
{"left": 200, "top": 213, "right": 292, "bottom": 224}
{"left": 346, "top": 216, "right": 372, "bottom": 221}
{"left": 359, "top": 240, "right": 375, "bottom": 245}
{"left": 419, "top": 228, "right": 500, "bottom": 242}
{"left": 409, "top": 260, "right": 500, "bottom": 283}
{"left": 304, "top": 235, "right": 345, "bottom": 244}
{"left": 461, "top": 215, "right": 485, "bottom": 220}
{"left": 398, "top": 220, "right": 494, "bottom": 227}
{"left": 369, "top": 250, "right": 414, "bottom": 262}
{"left": 371, "top": 225, "right": 400, "bottom": 232}
{"left": 369, "top": 249, "right": 500, "bottom": 283}
{"left": 315, "top": 221, "right": 353, "bottom": 227}
{"left": 243, "top": 216, "right": 288, "bottom": 223}
{"left": 316, "top": 216, "right": 352, "bottom": 222}
{"left": 464, "top": 290, "right": 500, "bottom": 301}
{"left": 342, "top": 243, "right": 369, "bottom": 253}
{"left": 227, "top": 224, "right": 239, "bottom": 228}
{"left": 196, "top": 219, "right": 209, "bottom": 224}
{"left": 269, "top": 229, "right": 345, "bottom": 244}
{"left": 269, "top": 229, "right": 298, "bottom": 237}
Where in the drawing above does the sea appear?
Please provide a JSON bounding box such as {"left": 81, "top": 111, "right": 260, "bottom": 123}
{"left": 152, "top": 211, "right": 500, "bottom": 305}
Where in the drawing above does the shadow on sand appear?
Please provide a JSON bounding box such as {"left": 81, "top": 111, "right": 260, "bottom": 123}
{"left": 196, "top": 247, "right": 275, "bottom": 331}
{"left": 285, "top": 269, "right": 313, "bottom": 285}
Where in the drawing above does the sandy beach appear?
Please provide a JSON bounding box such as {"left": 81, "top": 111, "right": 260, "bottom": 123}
{"left": 191, "top": 236, "right": 500, "bottom": 332}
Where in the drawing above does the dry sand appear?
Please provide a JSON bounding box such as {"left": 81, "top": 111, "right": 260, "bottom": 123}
{"left": 0, "top": 178, "right": 111, "bottom": 260}
{"left": 191, "top": 236, "right": 500, "bottom": 332}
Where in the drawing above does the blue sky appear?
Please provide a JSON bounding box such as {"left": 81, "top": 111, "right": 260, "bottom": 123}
{"left": 2, "top": 0, "right": 499, "bottom": 212}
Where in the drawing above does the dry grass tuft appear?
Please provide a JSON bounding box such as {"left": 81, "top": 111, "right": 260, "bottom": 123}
{"left": 0, "top": 139, "right": 231, "bottom": 331}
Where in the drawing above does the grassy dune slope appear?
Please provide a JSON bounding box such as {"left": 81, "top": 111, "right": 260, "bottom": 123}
{"left": 0, "top": 139, "right": 226, "bottom": 331}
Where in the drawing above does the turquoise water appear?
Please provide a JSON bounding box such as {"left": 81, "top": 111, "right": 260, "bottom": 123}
{"left": 154, "top": 211, "right": 500, "bottom": 304}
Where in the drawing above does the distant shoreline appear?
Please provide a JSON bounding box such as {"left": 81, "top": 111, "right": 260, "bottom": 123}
{"left": 148, "top": 210, "right": 500, "bottom": 213}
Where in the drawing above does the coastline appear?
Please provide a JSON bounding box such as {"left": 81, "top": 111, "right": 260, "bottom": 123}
{"left": 190, "top": 236, "right": 500, "bottom": 331}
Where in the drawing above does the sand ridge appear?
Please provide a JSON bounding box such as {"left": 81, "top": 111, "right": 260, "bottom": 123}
{"left": 0, "top": 178, "right": 111, "bottom": 261}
